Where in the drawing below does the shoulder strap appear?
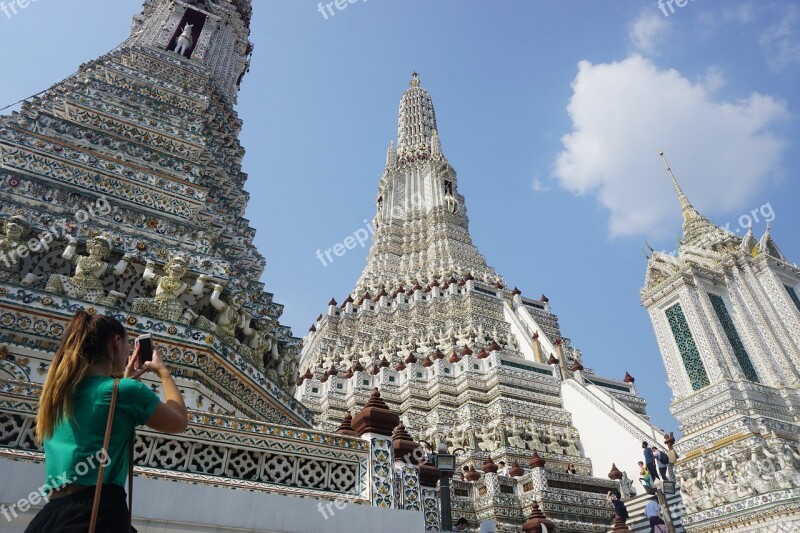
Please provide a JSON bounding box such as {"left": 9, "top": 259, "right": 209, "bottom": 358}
{"left": 89, "top": 378, "right": 120, "bottom": 533}
{"left": 128, "top": 431, "right": 134, "bottom": 532}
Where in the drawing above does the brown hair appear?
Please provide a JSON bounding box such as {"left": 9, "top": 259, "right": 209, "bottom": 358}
{"left": 36, "top": 311, "right": 127, "bottom": 443}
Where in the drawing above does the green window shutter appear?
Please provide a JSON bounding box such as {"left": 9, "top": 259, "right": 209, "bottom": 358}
{"left": 785, "top": 285, "right": 800, "bottom": 313}
{"left": 708, "top": 294, "right": 759, "bottom": 383}
{"left": 666, "top": 303, "right": 710, "bottom": 391}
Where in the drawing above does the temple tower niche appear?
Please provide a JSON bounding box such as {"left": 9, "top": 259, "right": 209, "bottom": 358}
{"left": 128, "top": 0, "right": 254, "bottom": 101}
{"left": 641, "top": 153, "right": 800, "bottom": 532}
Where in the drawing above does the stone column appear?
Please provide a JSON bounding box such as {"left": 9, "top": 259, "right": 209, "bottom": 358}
{"left": 532, "top": 332, "right": 544, "bottom": 364}
{"left": 392, "top": 422, "right": 423, "bottom": 512}
{"left": 352, "top": 388, "right": 400, "bottom": 509}
{"left": 527, "top": 452, "right": 549, "bottom": 495}
{"left": 547, "top": 353, "right": 562, "bottom": 380}
{"left": 420, "top": 463, "right": 441, "bottom": 531}
{"left": 554, "top": 337, "right": 569, "bottom": 377}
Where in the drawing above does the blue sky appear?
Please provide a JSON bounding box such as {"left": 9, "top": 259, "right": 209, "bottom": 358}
{"left": 2, "top": 0, "right": 799, "bottom": 434}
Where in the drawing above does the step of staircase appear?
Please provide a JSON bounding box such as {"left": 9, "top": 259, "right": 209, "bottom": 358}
{"left": 607, "top": 488, "right": 686, "bottom": 532}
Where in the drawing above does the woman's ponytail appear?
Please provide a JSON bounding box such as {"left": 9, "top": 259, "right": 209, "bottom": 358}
{"left": 36, "top": 311, "right": 113, "bottom": 443}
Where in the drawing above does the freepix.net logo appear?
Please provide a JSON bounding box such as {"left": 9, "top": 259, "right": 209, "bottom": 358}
{"left": 317, "top": 0, "right": 369, "bottom": 21}
{"left": 657, "top": 0, "right": 700, "bottom": 18}
{"left": 0, "top": 0, "right": 42, "bottom": 21}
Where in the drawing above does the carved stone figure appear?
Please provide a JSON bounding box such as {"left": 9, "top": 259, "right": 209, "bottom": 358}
{"left": 545, "top": 425, "right": 563, "bottom": 455}
{"left": 507, "top": 420, "right": 525, "bottom": 449}
{"left": 249, "top": 318, "right": 280, "bottom": 366}
{"left": 526, "top": 422, "right": 544, "bottom": 451}
{"left": 207, "top": 285, "right": 249, "bottom": 344}
{"left": 444, "top": 193, "right": 459, "bottom": 214}
{"left": 478, "top": 425, "right": 498, "bottom": 452}
{"left": 175, "top": 24, "right": 194, "bottom": 57}
{"left": 45, "top": 236, "right": 131, "bottom": 305}
{"left": 563, "top": 427, "right": 581, "bottom": 455}
{"left": 619, "top": 471, "right": 635, "bottom": 499}
{"left": 132, "top": 254, "right": 206, "bottom": 323}
{"left": 0, "top": 215, "right": 30, "bottom": 282}
{"left": 495, "top": 423, "right": 509, "bottom": 448}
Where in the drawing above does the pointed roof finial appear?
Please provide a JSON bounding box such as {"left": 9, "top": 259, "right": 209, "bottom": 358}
{"left": 386, "top": 140, "right": 397, "bottom": 168}
{"left": 757, "top": 221, "right": 786, "bottom": 261}
{"left": 741, "top": 223, "right": 757, "bottom": 255}
{"left": 410, "top": 71, "right": 420, "bottom": 87}
{"left": 431, "top": 129, "right": 442, "bottom": 158}
{"left": 660, "top": 151, "right": 699, "bottom": 223}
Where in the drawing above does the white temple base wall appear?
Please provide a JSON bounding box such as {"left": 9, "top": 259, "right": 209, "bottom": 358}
{"left": 561, "top": 379, "right": 666, "bottom": 485}
{"left": 0, "top": 459, "right": 424, "bottom": 533}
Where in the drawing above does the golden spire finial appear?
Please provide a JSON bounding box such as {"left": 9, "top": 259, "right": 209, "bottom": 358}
{"left": 660, "top": 150, "right": 698, "bottom": 223}
{"left": 410, "top": 71, "right": 420, "bottom": 87}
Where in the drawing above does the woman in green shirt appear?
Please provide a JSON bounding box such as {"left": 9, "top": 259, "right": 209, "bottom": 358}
{"left": 25, "top": 310, "right": 189, "bottom": 532}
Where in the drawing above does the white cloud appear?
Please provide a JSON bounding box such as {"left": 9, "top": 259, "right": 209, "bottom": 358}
{"left": 700, "top": 2, "right": 800, "bottom": 74}
{"left": 700, "top": 66, "right": 725, "bottom": 94}
{"left": 552, "top": 55, "right": 788, "bottom": 238}
{"left": 629, "top": 10, "right": 668, "bottom": 54}
{"left": 721, "top": 2, "right": 756, "bottom": 25}
{"left": 531, "top": 177, "right": 551, "bottom": 193}
{"left": 760, "top": 4, "right": 800, "bottom": 72}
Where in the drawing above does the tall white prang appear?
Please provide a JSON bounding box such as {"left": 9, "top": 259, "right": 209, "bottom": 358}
{"left": 642, "top": 152, "right": 800, "bottom": 532}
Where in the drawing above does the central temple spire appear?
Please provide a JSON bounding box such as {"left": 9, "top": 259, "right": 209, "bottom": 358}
{"left": 355, "top": 75, "right": 496, "bottom": 294}
{"left": 396, "top": 72, "right": 439, "bottom": 159}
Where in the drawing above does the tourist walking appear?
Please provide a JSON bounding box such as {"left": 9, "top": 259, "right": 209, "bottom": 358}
{"left": 25, "top": 311, "right": 190, "bottom": 533}
{"left": 667, "top": 446, "right": 678, "bottom": 481}
{"left": 638, "top": 461, "right": 652, "bottom": 492}
{"left": 607, "top": 490, "right": 629, "bottom": 524}
{"left": 642, "top": 441, "right": 660, "bottom": 481}
{"left": 645, "top": 495, "right": 667, "bottom": 532}
{"left": 652, "top": 446, "right": 669, "bottom": 480}
{"left": 566, "top": 463, "right": 577, "bottom": 474}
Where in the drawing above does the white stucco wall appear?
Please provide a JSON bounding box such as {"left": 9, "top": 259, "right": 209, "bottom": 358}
{"left": 561, "top": 379, "right": 666, "bottom": 491}
{"left": 0, "top": 459, "right": 424, "bottom": 533}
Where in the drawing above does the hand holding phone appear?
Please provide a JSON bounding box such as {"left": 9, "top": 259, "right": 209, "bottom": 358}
{"left": 135, "top": 334, "right": 153, "bottom": 364}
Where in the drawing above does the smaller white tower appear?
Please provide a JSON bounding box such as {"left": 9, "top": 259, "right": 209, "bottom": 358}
{"left": 641, "top": 152, "right": 800, "bottom": 531}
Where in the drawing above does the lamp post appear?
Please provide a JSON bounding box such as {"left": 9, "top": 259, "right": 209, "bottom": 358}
{"left": 421, "top": 441, "right": 460, "bottom": 532}
{"left": 435, "top": 442, "right": 456, "bottom": 531}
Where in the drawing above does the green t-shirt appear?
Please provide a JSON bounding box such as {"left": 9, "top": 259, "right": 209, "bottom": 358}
{"left": 43, "top": 376, "right": 160, "bottom": 492}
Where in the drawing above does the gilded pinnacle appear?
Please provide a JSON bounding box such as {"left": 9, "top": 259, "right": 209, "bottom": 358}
{"left": 660, "top": 150, "right": 699, "bottom": 223}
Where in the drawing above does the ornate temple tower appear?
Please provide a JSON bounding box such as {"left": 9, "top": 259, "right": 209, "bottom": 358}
{"left": 0, "top": 0, "right": 304, "bottom": 422}
{"left": 298, "top": 75, "right": 673, "bottom": 532}
{"left": 0, "top": 6, "right": 431, "bottom": 532}
{"left": 641, "top": 154, "right": 800, "bottom": 532}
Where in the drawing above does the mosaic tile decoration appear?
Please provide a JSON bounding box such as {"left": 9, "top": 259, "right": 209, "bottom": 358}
{"left": 666, "top": 303, "right": 710, "bottom": 391}
{"left": 399, "top": 464, "right": 422, "bottom": 512}
{"left": 369, "top": 436, "right": 395, "bottom": 509}
{"left": 708, "top": 293, "right": 759, "bottom": 383}
{"left": 421, "top": 487, "right": 440, "bottom": 531}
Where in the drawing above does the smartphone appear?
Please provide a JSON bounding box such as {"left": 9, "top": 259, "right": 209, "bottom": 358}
{"left": 135, "top": 334, "right": 153, "bottom": 364}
